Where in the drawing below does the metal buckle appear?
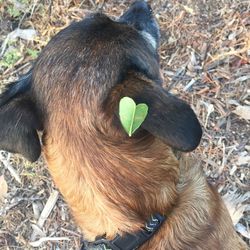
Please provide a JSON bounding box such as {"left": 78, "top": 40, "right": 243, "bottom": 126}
{"left": 93, "top": 238, "right": 120, "bottom": 250}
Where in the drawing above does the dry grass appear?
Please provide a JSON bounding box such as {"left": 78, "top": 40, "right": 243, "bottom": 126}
{"left": 0, "top": 0, "right": 249, "bottom": 249}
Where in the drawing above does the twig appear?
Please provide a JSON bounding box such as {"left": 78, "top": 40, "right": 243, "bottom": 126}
{"left": 166, "top": 65, "right": 187, "bottom": 91}
{"left": 30, "top": 236, "right": 70, "bottom": 247}
{"left": 0, "top": 152, "right": 21, "bottom": 184}
{"left": 31, "top": 190, "right": 59, "bottom": 240}
{"left": 183, "top": 78, "right": 197, "bottom": 91}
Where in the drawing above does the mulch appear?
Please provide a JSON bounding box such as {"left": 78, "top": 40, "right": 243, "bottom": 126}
{"left": 0, "top": 0, "right": 249, "bottom": 249}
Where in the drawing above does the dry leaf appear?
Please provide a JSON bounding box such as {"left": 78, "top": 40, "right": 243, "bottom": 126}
{"left": 237, "top": 155, "right": 250, "bottom": 165}
{"left": 0, "top": 175, "right": 8, "bottom": 200}
{"left": 201, "top": 101, "right": 214, "bottom": 128}
{"left": 235, "top": 223, "right": 250, "bottom": 239}
{"left": 29, "top": 237, "right": 70, "bottom": 247}
{"left": 0, "top": 28, "right": 37, "bottom": 56}
{"left": 223, "top": 191, "right": 250, "bottom": 226}
{"left": 31, "top": 224, "right": 46, "bottom": 238}
{"left": 31, "top": 190, "right": 59, "bottom": 241}
{"left": 181, "top": 5, "right": 195, "bottom": 15}
{"left": 8, "top": 28, "right": 37, "bottom": 41}
{"left": 233, "top": 105, "right": 250, "bottom": 120}
{"left": 0, "top": 153, "right": 21, "bottom": 184}
{"left": 37, "top": 190, "right": 59, "bottom": 228}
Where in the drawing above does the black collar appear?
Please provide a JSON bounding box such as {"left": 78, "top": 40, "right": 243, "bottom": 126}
{"left": 81, "top": 213, "right": 166, "bottom": 250}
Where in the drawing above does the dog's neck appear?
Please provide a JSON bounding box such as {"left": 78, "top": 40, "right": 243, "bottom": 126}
{"left": 43, "top": 72, "right": 182, "bottom": 240}
{"left": 44, "top": 118, "right": 180, "bottom": 241}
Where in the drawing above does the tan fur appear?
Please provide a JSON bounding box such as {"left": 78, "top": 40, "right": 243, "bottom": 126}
{"left": 43, "top": 127, "right": 178, "bottom": 240}
{"left": 41, "top": 73, "right": 248, "bottom": 249}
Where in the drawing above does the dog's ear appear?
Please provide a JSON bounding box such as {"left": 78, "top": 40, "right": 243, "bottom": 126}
{"left": 113, "top": 80, "right": 202, "bottom": 152}
{"left": 126, "top": 46, "right": 160, "bottom": 82}
{"left": 126, "top": 39, "right": 162, "bottom": 83}
{"left": 0, "top": 75, "right": 42, "bottom": 162}
{"left": 133, "top": 84, "right": 202, "bottom": 151}
{"left": 0, "top": 70, "right": 32, "bottom": 107}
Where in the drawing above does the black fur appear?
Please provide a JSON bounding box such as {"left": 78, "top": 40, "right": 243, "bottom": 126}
{"left": 134, "top": 84, "right": 202, "bottom": 151}
{"left": 0, "top": 1, "right": 202, "bottom": 162}
{"left": 0, "top": 71, "right": 32, "bottom": 106}
{"left": 119, "top": 0, "right": 160, "bottom": 48}
{"left": 0, "top": 97, "right": 42, "bottom": 162}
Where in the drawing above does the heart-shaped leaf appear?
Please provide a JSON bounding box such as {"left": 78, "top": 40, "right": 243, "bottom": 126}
{"left": 119, "top": 97, "right": 148, "bottom": 137}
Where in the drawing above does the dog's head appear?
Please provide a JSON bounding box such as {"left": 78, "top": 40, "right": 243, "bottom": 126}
{"left": 0, "top": 0, "right": 202, "bottom": 162}
{"left": 119, "top": 0, "right": 160, "bottom": 50}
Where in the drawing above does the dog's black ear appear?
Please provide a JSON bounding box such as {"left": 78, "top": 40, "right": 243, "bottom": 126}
{"left": 0, "top": 71, "right": 32, "bottom": 107}
{"left": 133, "top": 84, "right": 202, "bottom": 151}
{"left": 0, "top": 94, "right": 42, "bottom": 162}
{"left": 0, "top": 71, "right": 41, "bottom": 162}
{"left": 118, "top": 0, "right": 161, "bottom": 81}
{"left": 126, "top": 46, "right": 160, "bottom": 82}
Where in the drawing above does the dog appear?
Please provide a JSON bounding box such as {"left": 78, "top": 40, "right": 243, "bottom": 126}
{"left": 0, "top": 1, "right": 248, "bottom": 249}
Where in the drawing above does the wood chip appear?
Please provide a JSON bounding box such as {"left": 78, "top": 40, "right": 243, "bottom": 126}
{"left": 183, "top": 78, "right": 196, "bottom": 91}
{"left": 31, "top": 224, "right": 46, "bottom": 238}
{"left": 31, "top": 190, "right": 59, "bottom": 240}
{"left": 235, "top": 223, "right": 250, "bottom": 240}
{"left": 237, "top": 155, "right": 250, "bottom": 166}
{"left": 233, "top": 105, "right": 250, "bottom": 120}
{"left": 0, "top": 152, "right": 21, "bottom": 184}
{"left": 37, "top": 190, "right": 59, "bottom": 228}
{"left": 181, "top": 4, "right": 195, "bottom": 15}
{"left": 201, "top": 101, "right": 215, "bottom": 128}
{"left": 32, "top": 201, "right": 42, "bottom": 220}
{"left": 223, "top": 191, "right": 250, "bottom": 225}
{"left": 30, "top": 236, "right": 70, "bottom": 247}
{"left": 0, "top": 175, "right": 8, "bottom": 201}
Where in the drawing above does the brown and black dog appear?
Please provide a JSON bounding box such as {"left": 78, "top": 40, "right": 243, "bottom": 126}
{"left": 0, "top": 1, "right": 248, "bottom": 249}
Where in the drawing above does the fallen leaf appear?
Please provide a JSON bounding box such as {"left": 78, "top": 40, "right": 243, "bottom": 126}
{"left": 31, "top": 224, "right": 46, "bottom": 239}
{"left": 0, "top": 175, "right": 8, "bottom": 200}
{"left": 237, "top": 155, "right": 250, "bottom": 165}
{"left": 233, "top": 105, "right": 250, "bottom": 120}
{"left": 201, "top": 101, "right": 214, "bottom": 128}
{"left": 223, "top": 191, "right": 250, "bottom": 226}
{"left": 9, "top": 28, "right": 37, "bottom": 41}
{"left": 235, "top": 223, "right": 250, "bottom": 239}
{"left": 1, "top": 28, "right": 37, "bottom": 56}
{"left": 29, "top": 237, "right": 70, "bottom": 247}
{"left": 0, "top": 153, "right": 21, "bottom": 184}
{"left": 31, "top": 190, "right": 59, "bottom": 240}
{"left": 37, "top": 190, "right": 59, "bottom": 228}
{"left": 181, "top": 5, "right": 195, "bottom": 15}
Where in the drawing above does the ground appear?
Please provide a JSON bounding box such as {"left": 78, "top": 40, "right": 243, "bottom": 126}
{"left": 0, "top": 0, "right": 249, "bottom": 249}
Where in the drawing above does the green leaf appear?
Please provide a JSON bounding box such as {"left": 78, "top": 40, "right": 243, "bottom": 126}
{"left": 27, "top": 48, "right": 39, "bottom": 59}
{"left": 0, "top": 48, "right": 21, "bottom": 68}
{"left": 119, "top": 97, "right": 148, "bottom": 137}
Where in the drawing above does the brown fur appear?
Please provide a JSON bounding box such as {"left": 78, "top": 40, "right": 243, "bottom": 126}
{"left": 41, "top": 73, "right": 247, "bottom": 249}
{"left": 0, "top": 8, "right": 248, "bottom": 250}
{"left": 41, "top": 74, "right": 178, "bottom": 239}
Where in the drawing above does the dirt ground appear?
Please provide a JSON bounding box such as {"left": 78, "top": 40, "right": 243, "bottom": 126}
{"left": 0, "top": 0, "right": 249, "bottom": 249}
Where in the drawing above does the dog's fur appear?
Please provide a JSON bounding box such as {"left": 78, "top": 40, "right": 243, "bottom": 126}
{"left": 0, "top": 1, "right": 248, "bottom": 249}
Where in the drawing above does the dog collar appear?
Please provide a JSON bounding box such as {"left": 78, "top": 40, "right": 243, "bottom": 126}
{"left": 81, "top": 213, "right": 165, "bottom": 250}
